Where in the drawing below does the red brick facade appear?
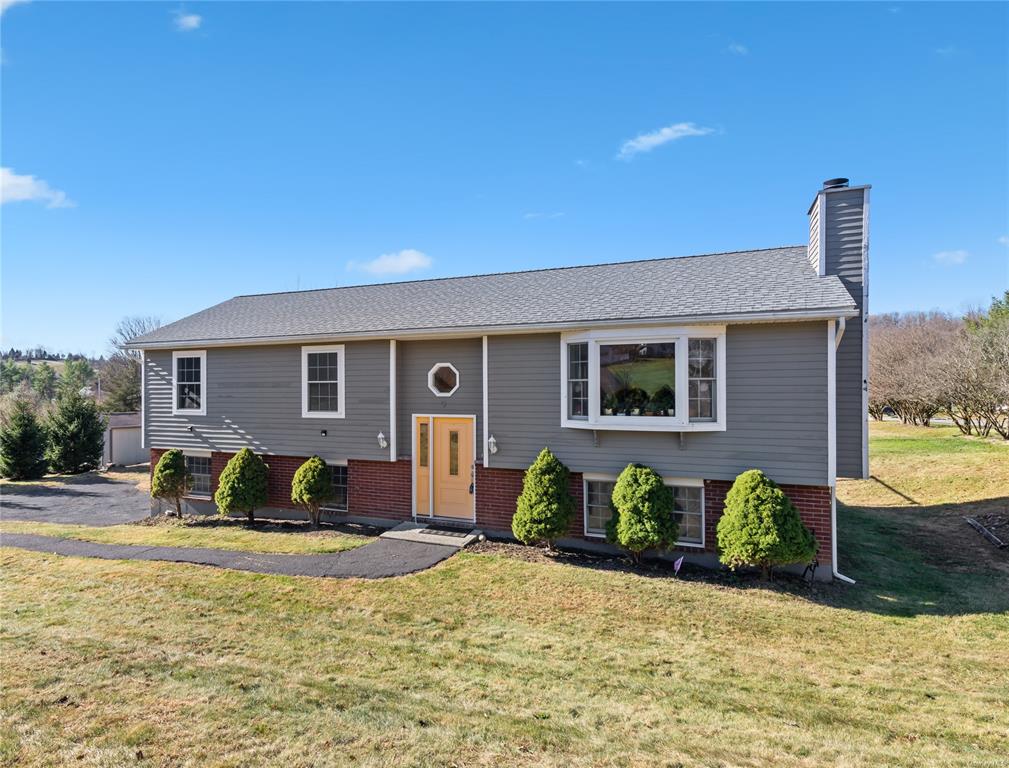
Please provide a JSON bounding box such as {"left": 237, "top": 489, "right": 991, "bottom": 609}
{"left": 149, "top": 449, "right": 832, "bottom": 564}
{"left": 703, "top": 479, "right": 832, "bottom": 565}
{"left": 474, "top": 464, "right": 584, "bottom": 537}
{"left": 347, "top": 458, "right": 412, "bottom": 521}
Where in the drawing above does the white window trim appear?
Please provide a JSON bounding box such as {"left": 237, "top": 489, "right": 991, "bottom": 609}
{"left": 560, "top": 325, "right": 726, "bottom": 433}
{"left": 582, "top": 474, "right": 705, "bottom": 547}
{"left": 427, "top": 362, "right": 460, "bottom": 397}
{"left": 171, "top": 350, "right": 207, "bottom": 417}
{"left": 301, "top": 344, "right": 345, "bottom": 419}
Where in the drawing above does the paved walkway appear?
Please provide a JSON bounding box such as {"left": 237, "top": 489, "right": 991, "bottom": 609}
{"left": 0, "top": 533, "right": 460, "bottom": 578}
{"left": 1, "top": 474, "right": 150, "bottom": 526}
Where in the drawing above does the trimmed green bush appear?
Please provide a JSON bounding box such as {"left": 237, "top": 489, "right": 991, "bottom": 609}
{"left": 45, "top": 391, "right": 105, "bottom": 474}
{"left": 606, "top": 464, "right": 677, "bottom": 560}
{"left": 291, "top": 456, "right": 333, "bottom": 528}
{"left": 151, "top": 449, "right": 191, "bottom": 517}
{"left": 716, "top": 469, "right": 817, "bottom": 579}
{"left": 0, "top": 396, "right": 48, "bottom": 480}
{"left": 214, "top": 448, "right": 269, "bottom": 524}
{"left": 512, "top": 447, "right": 575, "bottom": 547}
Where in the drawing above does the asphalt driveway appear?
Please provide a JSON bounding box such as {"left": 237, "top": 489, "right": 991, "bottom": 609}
{"left": 0, "top": 473, "right": 151, "bottom": 526}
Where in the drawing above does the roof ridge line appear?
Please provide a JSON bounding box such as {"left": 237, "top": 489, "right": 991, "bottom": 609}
{"left": 234, "top": 245, "right": 808, "bottom": 299}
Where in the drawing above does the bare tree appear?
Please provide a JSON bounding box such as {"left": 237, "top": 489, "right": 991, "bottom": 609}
{"left": 102, "top": 316, "right": 161, "bottom": 412}
{"left": 109, "top": 316, "right": 161, "bottom": 360}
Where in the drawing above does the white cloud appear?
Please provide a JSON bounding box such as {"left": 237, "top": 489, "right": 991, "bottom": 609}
{"left": 0, "top": 0, "right": 30, "bottom": 15}
{"left": 932, "top": 249, "right": 968, "bottom": 266}
{"left": 523, "top": 211, "right": 565, "bottom": 220}
{"left": 617, "top": 122, "right": 715, "bottom": 160}
{"left": 350, "top": 249, "right": 431, "bottom": 276}
{"left": 727, "top": 42, "right": 749, "bottom": 56}
{"left": 997, "top": 235, "right": 1009, "bottom": 246}
{"left": 1, "top": 167, "right": 75, "bottom": 208}
{"left": 174, "top": 11, "right": 202, "bottom": 31}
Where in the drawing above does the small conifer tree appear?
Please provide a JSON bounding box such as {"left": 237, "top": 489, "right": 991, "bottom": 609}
{"left": 606, "top": 464, "right": 677, "bottom": 561}
{"left": 0, "top": 396, "right": 48, "bottom": 480}
{"left": 716, "top": 469, "right": 817, "bottom": 580}
{"left": 291, "top": 456, "right": 334, "bottom": 528}
{"left": 214, "top": 447, "right": 269, "bottom": 524}
{"left": 45, "top": 391, "right": 105, "bottom": 474}
{"left": 512, "top": 447, "right": 575, "bottom": 548}
{"left": 151, "top": 449, "right": 191, "bottom": 517}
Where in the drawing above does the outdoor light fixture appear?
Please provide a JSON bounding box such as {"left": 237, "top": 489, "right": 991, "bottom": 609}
{"left": 488, "top": 435, "right": 498, "bottom": 454}
{"left": 187, "top": 425, "right": 194, "bottom": 432}
{"left": 320, "top": 429, "right": 327, "bottom": 437}
{"left": 377, "top": 431, "right": 388, "bottom": 449}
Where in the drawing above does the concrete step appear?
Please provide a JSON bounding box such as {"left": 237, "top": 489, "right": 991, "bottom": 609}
{"left": 380, "top": 521, "right": 482, "bottom": 548}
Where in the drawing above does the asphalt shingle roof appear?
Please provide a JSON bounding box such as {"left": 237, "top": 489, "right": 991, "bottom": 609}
{"left": 129, "top": 246, "right": 857, "bottom": 347}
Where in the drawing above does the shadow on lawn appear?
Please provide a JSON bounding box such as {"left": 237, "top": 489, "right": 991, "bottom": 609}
{"left": 833, "top": 497, "right": 1009, "bottom": 618}
{"left": 136, "top": 514, "right": 386, "bottom": 540}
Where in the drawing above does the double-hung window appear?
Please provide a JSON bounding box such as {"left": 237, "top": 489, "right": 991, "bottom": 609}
{"left": 185, "top": 454, "right": 212, "bottom": 496}
{"left": 567, "top": 342, "right": 589, "bottom": 419}
{"left": 671, "top": 485, "right": 704, "bottom": 546}
{"left": 301, "top": 345, "right": 345, "bottom": 419}
{"left": 561, "top": 327, "right": 725, "bottom": 432}
{"left": 172, "top": 350, "right": 206, "bottom": 416}
{"left": 321, "top": 464, "right": 348, "bottom": 512}
{"left": 584, "top": 479, "right": 615, "bottom": 537}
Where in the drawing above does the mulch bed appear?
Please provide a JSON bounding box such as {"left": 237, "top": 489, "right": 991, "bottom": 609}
{"left": 467, "top": 539, "right": 839, "bottom": 599}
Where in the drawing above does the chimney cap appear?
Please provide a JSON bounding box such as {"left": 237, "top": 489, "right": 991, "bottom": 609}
{"left": 823, "top": 177, "right": 849, "bottom": 189}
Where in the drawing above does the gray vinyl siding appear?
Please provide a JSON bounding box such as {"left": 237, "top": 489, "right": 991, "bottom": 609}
{"left": 823, "top": 188, "right": 867, "bottom": 478}
{"left": 396, "top": 338, "right": 483, "bottom": 461}
{"left": 144, "top": 342, "right": 390, "bottom": 462}
{"left": 487, "top": 323, "right": 829, "bottom": 487}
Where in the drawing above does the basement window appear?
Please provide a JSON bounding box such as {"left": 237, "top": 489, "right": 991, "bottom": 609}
{"left": 185, "top": 455, "right": 212, "bottom": 496}
{"left": 322, "top": 464, "right": 348, "bottom": 512}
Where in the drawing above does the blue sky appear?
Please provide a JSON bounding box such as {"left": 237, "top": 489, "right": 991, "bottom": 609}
{"left": 2, "top": 1, "right": 1007, "bottom": 356}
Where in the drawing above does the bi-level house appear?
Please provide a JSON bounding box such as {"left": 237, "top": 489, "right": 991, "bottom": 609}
{"left": 128, "top": 179, "right": 870, "bottom": 580}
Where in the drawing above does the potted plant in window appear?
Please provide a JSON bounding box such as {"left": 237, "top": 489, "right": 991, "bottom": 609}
{"left": 653, "top": 385, "right": 675, "bottom": 417}
{"left": 602, "top": 392, "right": 617, "bottom": 416}
{"left": 626, "top": 388, "right": 648, "bottom": 416}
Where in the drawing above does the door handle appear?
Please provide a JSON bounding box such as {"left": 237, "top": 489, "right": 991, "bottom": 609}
{"left": 468, "top": 483, "right": 474, "bottom": 494}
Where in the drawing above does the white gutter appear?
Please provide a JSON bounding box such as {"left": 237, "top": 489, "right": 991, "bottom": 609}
{"left": 125, "top": 306, "right": 859, "bottom": 351}
{"left": 828, "top": 318, "right": 856, "bottom": 584}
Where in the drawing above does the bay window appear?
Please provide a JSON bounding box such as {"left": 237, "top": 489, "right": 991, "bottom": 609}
{"left": 561, "top": 326, "right": 725, "bottom": 432}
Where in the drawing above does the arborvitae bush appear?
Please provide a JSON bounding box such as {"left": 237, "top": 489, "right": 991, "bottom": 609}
{"left": 606, "top": 464, "right": 677, "bottom": 560}
{"left": 45, "top": 391, "right": 105, "bottom": 474}
{"left": 0, "top": 396, "right": 48, "bottom": 480}
{"left": 214, "top": 447, "right": 269, "bottom": 524}
{"left": 291, "top": 456, "right": 333, "bottom": 528}
{"left": 151, "top": 449, "right": 191, "bottom": 517}
{"left": 716, "top": 469, "right": 817, "bottom": 579}
{"left": 512, "top": 447, "right": 575, "bottom": 547}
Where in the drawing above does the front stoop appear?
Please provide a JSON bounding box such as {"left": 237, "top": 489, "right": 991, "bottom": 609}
{"left": 380, "top": 521, "right": 482, "bottom": 548}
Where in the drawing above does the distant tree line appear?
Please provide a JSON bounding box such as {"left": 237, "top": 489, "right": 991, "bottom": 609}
{"left": 869, "top": 291, "right": 1009, "bottom": 439}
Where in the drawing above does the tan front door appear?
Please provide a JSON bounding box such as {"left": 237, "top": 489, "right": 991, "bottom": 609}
{"left": 414, "top": 416, "right": 474, "bottom": 520}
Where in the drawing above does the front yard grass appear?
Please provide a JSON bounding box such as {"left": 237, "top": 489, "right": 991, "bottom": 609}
{"left": 1, "top": 422, "right": 1006, "bottom": 767}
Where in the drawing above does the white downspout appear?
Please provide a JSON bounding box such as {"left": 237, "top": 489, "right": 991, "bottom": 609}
{"left": 828, "top": 318, "right": 856, "bottom": 584}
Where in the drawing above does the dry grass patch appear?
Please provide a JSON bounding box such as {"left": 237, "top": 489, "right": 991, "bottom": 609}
{"left": 0, "top": 516, "right": 373, "bottom": 555}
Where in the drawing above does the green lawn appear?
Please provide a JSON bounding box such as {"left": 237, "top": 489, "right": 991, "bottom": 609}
{"left": 1, "top": 423, "right": 1007, "bottom": 767}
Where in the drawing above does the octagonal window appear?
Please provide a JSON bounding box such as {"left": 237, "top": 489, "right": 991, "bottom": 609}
{"left": 428, "top": 363, "right": 460, "bottom": 397}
